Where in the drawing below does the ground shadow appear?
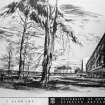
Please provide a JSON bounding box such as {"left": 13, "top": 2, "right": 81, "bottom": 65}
{"left": 0, "top": 78, "right": 105, "bottom": 91}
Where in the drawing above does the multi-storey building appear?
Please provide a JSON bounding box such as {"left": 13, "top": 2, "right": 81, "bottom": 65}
{"left": 86, "top": 33, "right": 105, "bottom": 78}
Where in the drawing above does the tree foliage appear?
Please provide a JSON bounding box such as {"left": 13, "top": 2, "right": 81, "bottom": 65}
{"left": 0, "top": 0, "right": 83, "bottom": 44}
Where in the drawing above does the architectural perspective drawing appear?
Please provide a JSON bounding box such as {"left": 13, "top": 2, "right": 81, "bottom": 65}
{"left": 0, "top": 0, "right": 105, "bottom": 98}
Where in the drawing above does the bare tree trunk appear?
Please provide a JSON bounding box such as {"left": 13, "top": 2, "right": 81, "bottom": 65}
{"left": 18, "top": 17, "right": 27, "bottom": 78}
{"left": 40, "top": 0, "right": 57, "bottom": 87}
{"left": 40, "top": 28, "right": 54, "bottom": 87}
{"left": 8, "top": 49, "right": 12, "bottom": 75}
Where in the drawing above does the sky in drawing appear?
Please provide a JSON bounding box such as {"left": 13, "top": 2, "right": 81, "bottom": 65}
{"left": 0, "top": 0, "right": 105, "bottom": 66}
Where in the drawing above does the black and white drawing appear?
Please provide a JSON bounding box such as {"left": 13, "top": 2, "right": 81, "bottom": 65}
{"left": 0, "top": 0, "right": 105, "bottom": 97}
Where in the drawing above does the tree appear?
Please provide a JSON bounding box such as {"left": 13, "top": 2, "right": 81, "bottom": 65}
{"left": 7, "top": 43, "right": 13, "bottom": 73}
{"left": 75, "top": 67, "right": 81, "bottom": 74}
{"left": 18, "top": 9, "right": 29, "bottom": 78}
{"left": 0, "top": 42, "right": 14, "bottom": 74}
{"left": 28, "top": 0, "right": 81, "bottom": 86}
{"left": 12, "top": 15, "right": 44, "bottom": 78}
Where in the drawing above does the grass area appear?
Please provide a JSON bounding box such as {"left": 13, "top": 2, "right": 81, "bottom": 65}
{"left": 0, "top": 75, "right": 105, "bottom": 91}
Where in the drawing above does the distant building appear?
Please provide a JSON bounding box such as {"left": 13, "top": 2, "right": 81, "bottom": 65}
{"left": 86, "top": 33, "right": 105, "bottom": 78}
{"left": 54, "top": 65, "right": 72, "bottom": 74}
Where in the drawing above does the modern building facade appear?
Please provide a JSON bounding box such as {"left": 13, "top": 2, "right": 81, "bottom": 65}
{"left": 86, "top": 33, "right": 105, "bottom": 78}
